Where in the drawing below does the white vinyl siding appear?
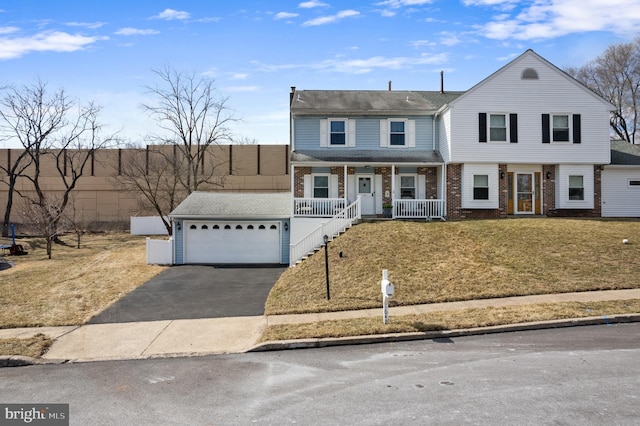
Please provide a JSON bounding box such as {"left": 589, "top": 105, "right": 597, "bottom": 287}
{"left": 602, "top": 168, "right": 640, "bottom": 217}
{"left": 462, "top": 164, "right": 499, "bottom": 208}
{"left": 555, "top": 165, "right": 594, "bottom": 209}
{"left": 446, "top": 52, "right": 611, "bottom": 165}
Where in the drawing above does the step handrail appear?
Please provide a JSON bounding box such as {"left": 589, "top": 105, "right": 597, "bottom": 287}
{"left": 289, "top": 196, "right": 361, "bottom": 266}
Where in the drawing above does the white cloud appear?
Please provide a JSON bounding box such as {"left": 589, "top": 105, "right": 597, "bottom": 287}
{"left": 475, "top": 0, "right": 640, "bottom": 40}
{"left": 302, "top": 10, "right": 360, "bottom": 26}
{"left": 463, "top": 0, "right": 518, "bottom": 11}
{"left": 0, "top": 26, "right": 19, "bottom": 35}
{"left": 439, "top": 31, "right": 462, "bottom": 46}
{"left": 230, "top": 73, "right": 249, "bottom": 80}
{"left": 299, "top": 1, "right": 329, "bottom": 8}
{"left": 274, "top": 12, "right": 299, "bottom": 20}
{"left": 252, "top": 52, "right": 449, "bottom": 74}
{"left": 66, "top": 21, "right": 106, "bottom": 29}
{"left": 198, "top": 17, "right": 222, "bottom": 23}
{"left": 410, "top": 39, "right": 436, "bottom": 48}
{"left": 0, "top": 31, "right": 107, "bottom": 60}
{"left": 377, "top": 0, "right": 434, "bottom": 8}
{"left": 115, "top": 28, "right": 160, "bottom": 36}
{"left": 151, "top": 9, "right": 191, "bottom": 20}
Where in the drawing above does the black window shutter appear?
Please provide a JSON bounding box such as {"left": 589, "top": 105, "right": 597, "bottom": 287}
{"left": 542, "top": 114, "right": 550, "bottom": 143}
{"left": 479, "top": 113, "right": 487, "bottom": 143}
{"left": 573, "top": 114, "right": 581, "bottom": 143}
{"left": 509, "top": 113, "right": 518, "bottom": 143}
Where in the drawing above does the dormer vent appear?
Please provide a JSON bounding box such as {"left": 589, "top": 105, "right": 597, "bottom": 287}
{"left": 522, "top": 68, "right": 539, "bottom": 80}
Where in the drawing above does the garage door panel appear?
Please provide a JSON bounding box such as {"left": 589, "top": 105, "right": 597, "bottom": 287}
{"left": 185, "top": 221, "right": 281, "bottom": 264}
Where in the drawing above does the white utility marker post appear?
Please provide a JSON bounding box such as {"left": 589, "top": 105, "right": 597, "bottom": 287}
{"left": 381, "top": 269, "right": 394, "bottom": 324}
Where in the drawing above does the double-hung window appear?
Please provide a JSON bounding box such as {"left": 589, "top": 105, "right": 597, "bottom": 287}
{"left": 568, "top": 175, "right": 584, "bottom": 200}
{"left": 553, "top": 115, "right": 570, "bottom": 142}
{"left": 400, "top": 176, "right": 416, "bottom": 199}
{"left": 389, "top": 121, "right": 406, "bottom": 146}
{"left": 313, "top": 175, "right": 329, "bottom": 199}
{"left": 489, "top": 114, "right": 507, "bottom": 142}
{"left": 329, "top": 120, "right": 346, "bottom": 145}
{"left": 473, "top": 175, "right": 489, "bottom": 200}
{"left": 542, "top": 113, "right": 581, "bottom": 144}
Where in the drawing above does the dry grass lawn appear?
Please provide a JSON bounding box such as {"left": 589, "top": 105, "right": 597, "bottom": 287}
{"left": 267, "top": 219, "right": 640, "bottom": 315}
{"left": 260, "top": 299, "right": 640, "bottom": 342}
{"left": 0, "top": 334, "right": 52, "bottom": 358}
{"left": 0, "top": 233, "right": 167, "bottom": 328}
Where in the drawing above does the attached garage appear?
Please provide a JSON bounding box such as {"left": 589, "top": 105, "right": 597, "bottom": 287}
{"left": 171, "top": 192, "right": 291, "bottom": 265}
{"left": 602, "top": 141, "right": 640, "bottom": 218}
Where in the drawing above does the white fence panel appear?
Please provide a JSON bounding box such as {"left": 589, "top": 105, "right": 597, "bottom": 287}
{"left": 146, "top": 237, "right": 173, "bottom": 265}
{"left": 131, "top": 216, "right": 169, "bottom": 235}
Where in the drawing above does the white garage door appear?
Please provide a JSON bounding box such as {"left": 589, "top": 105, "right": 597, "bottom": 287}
{"left": 602, "top": 169, "right": 640, "bottom": 217}
{"left": 185, "top": 221, "right": 281, "bottom": 264}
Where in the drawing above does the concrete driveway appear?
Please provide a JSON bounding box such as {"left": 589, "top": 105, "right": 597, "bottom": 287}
{"left": 88, "top": 265, "right": 286, "bottom": 324}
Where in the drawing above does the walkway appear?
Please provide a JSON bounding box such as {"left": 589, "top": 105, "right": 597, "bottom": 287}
{"left": 0, "top": 288, "right": 639, "bottom": 365}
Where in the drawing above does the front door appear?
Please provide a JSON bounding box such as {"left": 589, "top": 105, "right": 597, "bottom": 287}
{"left": 357, "top": 175, "right": 375, "bottom": 215}
{"left": 516, "top": 173, "right": 534, "bottom": 214}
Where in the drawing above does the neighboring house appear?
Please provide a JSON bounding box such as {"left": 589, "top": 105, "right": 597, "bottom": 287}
{"left": 290, "top": 49, "right": 614, "bottom": 231}
{"left": 170, "top": 192, "right": 291, "bottom": 265}
{"left": 602, "top": 140, "right": 640, "bottom": 217}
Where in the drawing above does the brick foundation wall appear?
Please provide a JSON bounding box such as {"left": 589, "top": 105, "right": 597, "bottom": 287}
{"left": 546, "top": 165, "right": 602, "bottom": 218}
{"left": 446, "top": 163, "right": 507, "bottom": 220}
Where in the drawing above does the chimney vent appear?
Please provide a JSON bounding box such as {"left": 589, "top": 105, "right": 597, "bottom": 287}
{"left": 388, "top": 81, "right": 392, "bottom": 91}
{"left": 440, "top": 71, "right": 444, "bottom": 94}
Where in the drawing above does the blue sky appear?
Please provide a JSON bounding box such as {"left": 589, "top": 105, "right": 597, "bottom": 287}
{"left": 1, "top": 0, "right": 639, "bottom": 147}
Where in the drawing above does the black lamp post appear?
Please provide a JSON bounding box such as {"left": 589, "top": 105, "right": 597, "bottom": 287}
{"left": 324, "top": 234, "right": 330, "bottom": 300}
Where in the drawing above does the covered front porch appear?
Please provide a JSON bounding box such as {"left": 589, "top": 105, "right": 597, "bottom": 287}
{"left": 291, "top": 157, "right": 446, "bottom": 220}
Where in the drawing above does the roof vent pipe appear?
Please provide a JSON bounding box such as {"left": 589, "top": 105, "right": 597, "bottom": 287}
{"left": 388, "top": 81, "right": 392, "bottom": 91}
{"left": 440, "top": 71, "right": 444, "bottom": 94}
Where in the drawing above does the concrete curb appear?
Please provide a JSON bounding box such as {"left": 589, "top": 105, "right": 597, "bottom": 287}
{"left": 249, "top": 314, "right": 640, "bottom": 352}
{"left": 0, "top": 355, "right": 67, "bottom": 368}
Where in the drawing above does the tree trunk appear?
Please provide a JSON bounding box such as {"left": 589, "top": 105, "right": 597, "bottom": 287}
{"left": 46, "top": 237, "right": 52, "bottom": 259}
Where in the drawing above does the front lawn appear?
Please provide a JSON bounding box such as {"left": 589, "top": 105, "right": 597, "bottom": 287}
{"left": 266, "top": 219, "right": 640, "bottom": 315}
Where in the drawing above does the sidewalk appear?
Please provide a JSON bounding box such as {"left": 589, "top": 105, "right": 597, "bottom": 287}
{"left": 2, "top": 288, "right": 640, "bottom": 365}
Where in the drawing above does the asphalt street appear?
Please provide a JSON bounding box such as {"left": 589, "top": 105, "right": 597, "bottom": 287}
{"left": 1, "top": 323, "right": 639, "bottom": 425}
{"left": 88, "top": 265, "right": 286, "bottom": 323}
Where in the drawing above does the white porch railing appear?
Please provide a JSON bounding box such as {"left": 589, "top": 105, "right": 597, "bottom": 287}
{"left": 394, "top": 199, "right": 445, "bottom": 220}
{"left": 294, "top": 198, "right": 347, "bottom": 217}
{"left": 290, "top": 197, "right": 361, "bottom": 266}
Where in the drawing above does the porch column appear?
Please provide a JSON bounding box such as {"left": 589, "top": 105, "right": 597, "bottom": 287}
{"left": 391, "top": 164, "right": 396, "bottom": 201}
{"left": 344, "top": 164, "right": 348, "bottom": 203}
{"left": 291, "top": 163, "right": 295, "bottom": 214}
{"left": 441, "top": 164, "right": 447, "bottom": 214}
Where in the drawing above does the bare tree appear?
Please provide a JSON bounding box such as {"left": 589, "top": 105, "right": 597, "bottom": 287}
{"left": 113, "top": 68, "right": 232, "bottom": 234}
{"left": 116, "top": 147, "right": 187, "bottom": 236}
{"left": 142, "top": 67, "right": 234, "bottom": 193}
{"left": 63, "top": 192, "right": 91, "bottom": 249}
{"left": 566, "top": 37, "right": 640, "bottom": 144}
{"left": 0, "top": 80, "right": 115, "bottom": 258}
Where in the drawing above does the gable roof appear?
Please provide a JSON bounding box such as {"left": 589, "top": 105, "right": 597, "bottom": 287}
{"left": 290, "top": 90, "right": 464, "bottom": 116}
{"left": 170, "top": 192, "right": 291, "bottom": 219}
{"left": 610, "top": 140, "right": 640, "bottom": 165}
{"left": 448, "top": 49, "right": 615, "bottom": 110}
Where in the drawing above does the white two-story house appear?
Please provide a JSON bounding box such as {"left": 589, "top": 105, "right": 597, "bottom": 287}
{"left": 290, "top": 49, "right": 613, "bottom": 236}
